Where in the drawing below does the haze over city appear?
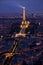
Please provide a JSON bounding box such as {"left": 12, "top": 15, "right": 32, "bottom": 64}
{"left": 0, "top": 0, "right": 43, "bottom": 14}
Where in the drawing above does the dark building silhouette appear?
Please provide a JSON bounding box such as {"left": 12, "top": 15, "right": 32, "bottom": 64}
{"left": 22, "top": 60, "right": 28, "bottom": 65}
{"left": 34, "top": 60, "right": 42, "bottom": 65}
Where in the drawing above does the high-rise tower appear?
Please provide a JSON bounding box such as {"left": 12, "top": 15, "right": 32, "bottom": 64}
{"left": 15, "top": 7, "right": 30, "bottom": 37}
{"left": 20, "top": 7, "right": 30, "bottom": 28}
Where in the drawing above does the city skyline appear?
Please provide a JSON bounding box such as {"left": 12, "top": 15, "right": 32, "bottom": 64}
{"left": 0, "top": 0, "right": 43, "bottom": 14}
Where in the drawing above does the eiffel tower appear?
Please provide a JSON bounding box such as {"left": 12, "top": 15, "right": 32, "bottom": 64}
{"left": 15, "top": 7, "right": 30, "bottom": 37}
{"left": 3, "top": 7, "right": 30, "bottom": 65}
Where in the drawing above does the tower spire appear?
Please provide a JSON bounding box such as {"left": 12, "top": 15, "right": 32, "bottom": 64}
{"left": 23, "top": 7, "right": 26, "bottom": 21}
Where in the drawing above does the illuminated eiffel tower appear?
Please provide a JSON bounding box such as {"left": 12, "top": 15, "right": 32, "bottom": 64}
{"left": 2, "top": 7, "right": 30, "bottom": 65}
{"left": 15, "top": 7, "right": 30, "bottom": 37}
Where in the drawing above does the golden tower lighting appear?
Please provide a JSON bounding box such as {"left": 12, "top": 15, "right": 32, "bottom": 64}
{"left": 20, "top": 7, "right": 30, "bottom": 28}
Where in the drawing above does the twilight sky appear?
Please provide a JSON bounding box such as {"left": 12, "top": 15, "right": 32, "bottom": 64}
{"left": 0, "top": 0, "right": 43, "bottom": 14}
